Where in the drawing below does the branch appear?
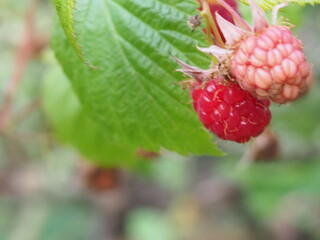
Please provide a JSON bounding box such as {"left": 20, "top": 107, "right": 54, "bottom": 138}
{"left": 0, "top": 0, "right": 48, "bottom": 131}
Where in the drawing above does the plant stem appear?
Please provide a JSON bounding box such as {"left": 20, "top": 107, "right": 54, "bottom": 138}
{"left": 200, "top": 0, "right": 225, "bottom": 48}
{"left": 200, "top": 12, "right": 214, "bottom": 46}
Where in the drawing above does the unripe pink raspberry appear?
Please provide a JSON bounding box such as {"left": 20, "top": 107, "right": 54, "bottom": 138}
{"left": 191, "top": 79, "right": 271, "bottom": 143}
{"left": 231, "top": 25, "right": 310, "bottom": 104}
{"left": 208, "top": 0, "right": 312, "bottom": 104}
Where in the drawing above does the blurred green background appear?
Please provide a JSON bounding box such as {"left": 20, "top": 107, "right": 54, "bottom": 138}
{"left": 0, "top": 0, "right": 320, "bottom": 239}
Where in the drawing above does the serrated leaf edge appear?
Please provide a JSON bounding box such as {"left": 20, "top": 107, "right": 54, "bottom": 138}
{"left": 55, "top": 0, "right": 96, "bottom": 68}
{"left": 240, "top": 0, "right": 320, "bottom": 10}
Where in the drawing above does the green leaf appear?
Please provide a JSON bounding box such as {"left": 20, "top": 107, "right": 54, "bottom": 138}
{"left": 52, "top": 0, "right": 222, "bottom": 156}
{"left": 240, "top": 0, "right": 320, "bottom": 10}
{"left": 42, "top": 63, "right": 150, "bottom": 168}
{"left": 55, "top": 0, "right": 94, "bottom": 67}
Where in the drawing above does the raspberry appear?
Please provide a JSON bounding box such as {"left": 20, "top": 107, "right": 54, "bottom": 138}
{"left": 207, "top": 0, "right": 312, "bottom": 104}
{"left": 231, "top": 25, "right": 310, "bottom": 104}
{"left": 191, "top": 79, "right": 271, "bottom": 143}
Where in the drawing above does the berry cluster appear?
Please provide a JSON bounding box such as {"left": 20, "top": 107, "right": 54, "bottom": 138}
{"left": 176, "top": 0, "right": 311, "bottom": 143}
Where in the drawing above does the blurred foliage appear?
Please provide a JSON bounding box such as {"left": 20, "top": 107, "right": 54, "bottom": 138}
{"left": 0, "top": 0, "right": 319, "bottom": 240}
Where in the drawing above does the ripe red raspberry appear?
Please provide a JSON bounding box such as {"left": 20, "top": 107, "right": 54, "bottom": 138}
{"left": 191, "top": 79, "right": 271, "bottom": 143}
{"left": 231, "top": 25, "right": 310, "bottom": 104}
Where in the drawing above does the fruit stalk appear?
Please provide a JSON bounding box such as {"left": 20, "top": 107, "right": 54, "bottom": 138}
{"left": 200, "top": 0, "right": 225, "bottom": 48}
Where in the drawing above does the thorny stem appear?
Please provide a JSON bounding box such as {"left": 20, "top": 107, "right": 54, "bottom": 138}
{"left": 200, "top": 0, "right": 225, "bottom": 48}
